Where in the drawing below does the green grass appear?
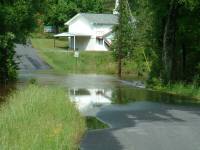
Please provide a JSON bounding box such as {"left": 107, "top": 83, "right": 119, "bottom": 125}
{"left": 86, "top": 117, "right": 109, "bottom": 130}
{"left": 163, "top": 83, "right": 200, "bottom": 100}
{"left": 0, "top": 85, "right": 86, "bottom": 150}
{"left": 31, "top": 38, "right": 138, "bottom": 75}
{"left": 151, "top": 81, "right": 200, "bottom": 101}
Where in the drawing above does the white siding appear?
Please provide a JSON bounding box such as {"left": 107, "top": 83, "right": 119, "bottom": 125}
{"left": 94, "top": 24, "right": 113, "bottom": 37}
{"left": 69, "top": 17, "right": 93, "bottom": 35}
{"left": 67, "top": 16, "right": 114, "bottom": 51}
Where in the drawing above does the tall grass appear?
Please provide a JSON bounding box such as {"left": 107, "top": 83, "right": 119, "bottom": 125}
{"left": 0, "top": 85, "right": 86, "bottom": 150}
{"left": 164, "top": 83, "right": 200, "bottom": 100}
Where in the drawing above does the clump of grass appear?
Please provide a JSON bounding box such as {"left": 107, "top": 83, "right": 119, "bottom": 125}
{"left": 29, "top": 78, "right": 38, "bottom": 84}
{"left": 0, "top": 85, "right": 86, "bottom": 150}
{"left": 165, "top": 83, "right": 200, "bottom": 100}
{"left": 86, "top": 117, "right": 109, "bottom": 130}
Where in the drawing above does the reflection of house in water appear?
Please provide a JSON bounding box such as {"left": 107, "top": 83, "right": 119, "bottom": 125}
{"left": 69, "top": 89, "right": 112, "bottom": 112}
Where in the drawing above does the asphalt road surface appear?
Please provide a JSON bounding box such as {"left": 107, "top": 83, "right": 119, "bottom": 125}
{"left": 15, "top": 44, "right": 49, "bottom": 71}
{"left": 81, "top": 101, "right": 200, "bottom": 150}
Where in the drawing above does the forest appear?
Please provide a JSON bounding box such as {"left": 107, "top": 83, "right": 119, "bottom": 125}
{"left": 113, "top": 0, "right": 200, "bottom": 86}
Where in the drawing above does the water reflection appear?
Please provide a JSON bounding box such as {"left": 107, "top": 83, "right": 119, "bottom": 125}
{"left": 69, "top": 88, "right": 112, "bottom": 113}
{"left": 1, "top": 73, "right": 199, "bottom": 111}
{"left": 69, "top": 86, "right": 200, "bottom": 113}
{"left": 112, "top": 86, "right": 200, "bottom": 105}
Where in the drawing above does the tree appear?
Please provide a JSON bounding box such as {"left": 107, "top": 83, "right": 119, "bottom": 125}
{"left": 44, "top": 0, "right": 104, "bottom": 32}
{"left": 112, "top": 0, "right": 135, "bottom": 78}
{"left": 0, "top": 0, "right": 46, "bottom": 83}
{"left": 44, "top": 0, "right": 79, "bottom": 33}
{"left": 131, "top": 0, "right": 200, "bottom": 84}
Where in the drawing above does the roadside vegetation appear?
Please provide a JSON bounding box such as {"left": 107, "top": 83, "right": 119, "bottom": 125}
{"left": 86, "top": 117, "right": 109, "bottom": 130}
{"left": 31, "top": 38, "right": 141, "bottom": 76}
{"left": 150, "top": 82, "right": 200, "bottom": 101}
{"left": 165, "top": 84, "right": 200, "bottom": 100}
{"left": 0, "top": 85, "right": 86, "bottom": 150}
{"left": 116, "top": 0, "right": 200, "bottom": 101}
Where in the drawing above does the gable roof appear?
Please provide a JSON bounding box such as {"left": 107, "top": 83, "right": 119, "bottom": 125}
{"left": 65, "top": 13, "right": 118, "bottom": 26}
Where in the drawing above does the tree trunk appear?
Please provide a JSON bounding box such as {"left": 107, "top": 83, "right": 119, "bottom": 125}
{"left": 182, "top": 42, "right": 186, "bottom": 80}
{"left": 118, "top": 57, "right": 122, "bottom": 78}
{"left": 54, "top": 25, "right": 59, "bottom": 34}
{"left": 0, "top": 48, "right": 8, "bottom": 84}
{"left": 162, "top": 0, "right": 178, "bottom": 83}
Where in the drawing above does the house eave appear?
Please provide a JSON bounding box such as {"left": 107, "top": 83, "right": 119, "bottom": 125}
{"left": 64, "top": 13, "right": 81, "bottom": 26}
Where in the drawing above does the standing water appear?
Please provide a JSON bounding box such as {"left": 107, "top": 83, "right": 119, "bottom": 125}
{"left": 1, "top": 73, "right": 200, "bottom": 150}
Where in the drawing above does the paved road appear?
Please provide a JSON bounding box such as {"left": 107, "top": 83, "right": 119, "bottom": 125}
{"left": 81, "top": 101, "right": 200, "bottom": 150}
{"left": 15, "top": 44, "right": 49, "bottom": 71}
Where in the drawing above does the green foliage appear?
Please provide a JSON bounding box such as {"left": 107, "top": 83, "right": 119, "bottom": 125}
{"left": 0, "top": 33, "right": 17, "bottom": 83}
{"left": 131, "top": 0, "right": 200, "bottom": 84}
{"left": 112, "top": 0, "right": 135, "bottom": 77}
{"left": 0, "top": 0, "right": 46, "bottom": 83}
{"left": 0, "top": 85, "right": 86, "bottom": 150}
{"left": 44, "top": 0, "right": 105, "bottom": 32}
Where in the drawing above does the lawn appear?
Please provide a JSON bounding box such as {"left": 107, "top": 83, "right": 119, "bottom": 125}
{"left": 31, "top": 38, "right": 138, "bottom": 75}
{"left": 0, "top": 85, "right": 86, "bottom": 150}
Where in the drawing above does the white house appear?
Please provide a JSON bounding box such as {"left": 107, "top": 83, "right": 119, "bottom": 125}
{"left": 55, "top": 13, "right": 118, "bottom": 51}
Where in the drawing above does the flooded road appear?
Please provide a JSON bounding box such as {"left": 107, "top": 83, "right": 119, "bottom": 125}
{"left": 0, "top": 44, "right": 198, "bottom": 149}
{"left": 1, "top": 73, "right": 200, "bottom": 150}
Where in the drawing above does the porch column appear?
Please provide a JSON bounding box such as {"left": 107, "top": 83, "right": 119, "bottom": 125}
{"left": 73, "top": 36, "right": 76, "bottom": 51}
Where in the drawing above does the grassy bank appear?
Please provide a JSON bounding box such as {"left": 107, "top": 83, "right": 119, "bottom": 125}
{"left": 31, "top": 38, "right": 138, "bottom": 75}
{"left": 164, "top": 83, "right": 200, "bottom": 100}
{"left": 0, "top": 85, "right": 86, "bottom": 150}
{"left": 152, "top": 82, "right": 200, "bottom": 101}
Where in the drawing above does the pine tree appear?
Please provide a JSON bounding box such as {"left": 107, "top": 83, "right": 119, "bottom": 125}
{"left": 112, "top": 0, "right": 134, "bottom": 78}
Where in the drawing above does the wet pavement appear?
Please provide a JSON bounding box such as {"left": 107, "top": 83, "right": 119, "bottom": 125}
{"left": 81, "top": 101, "right": 200, "bottom": 150}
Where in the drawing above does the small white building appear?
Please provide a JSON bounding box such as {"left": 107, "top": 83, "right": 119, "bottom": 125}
{"left": 55, "top": 13, "right": 118, "bottom": 51}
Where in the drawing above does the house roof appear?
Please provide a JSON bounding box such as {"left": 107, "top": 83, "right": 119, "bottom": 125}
{"left": 65, "top": 13, "right": 118, "bottom": 26}
{"left": 54, "top": 32, "right": 91, "bottom": 37}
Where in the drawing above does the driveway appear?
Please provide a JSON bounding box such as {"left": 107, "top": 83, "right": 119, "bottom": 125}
{"left": 15, "top": 44, "right": 49, "bottom": 71}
